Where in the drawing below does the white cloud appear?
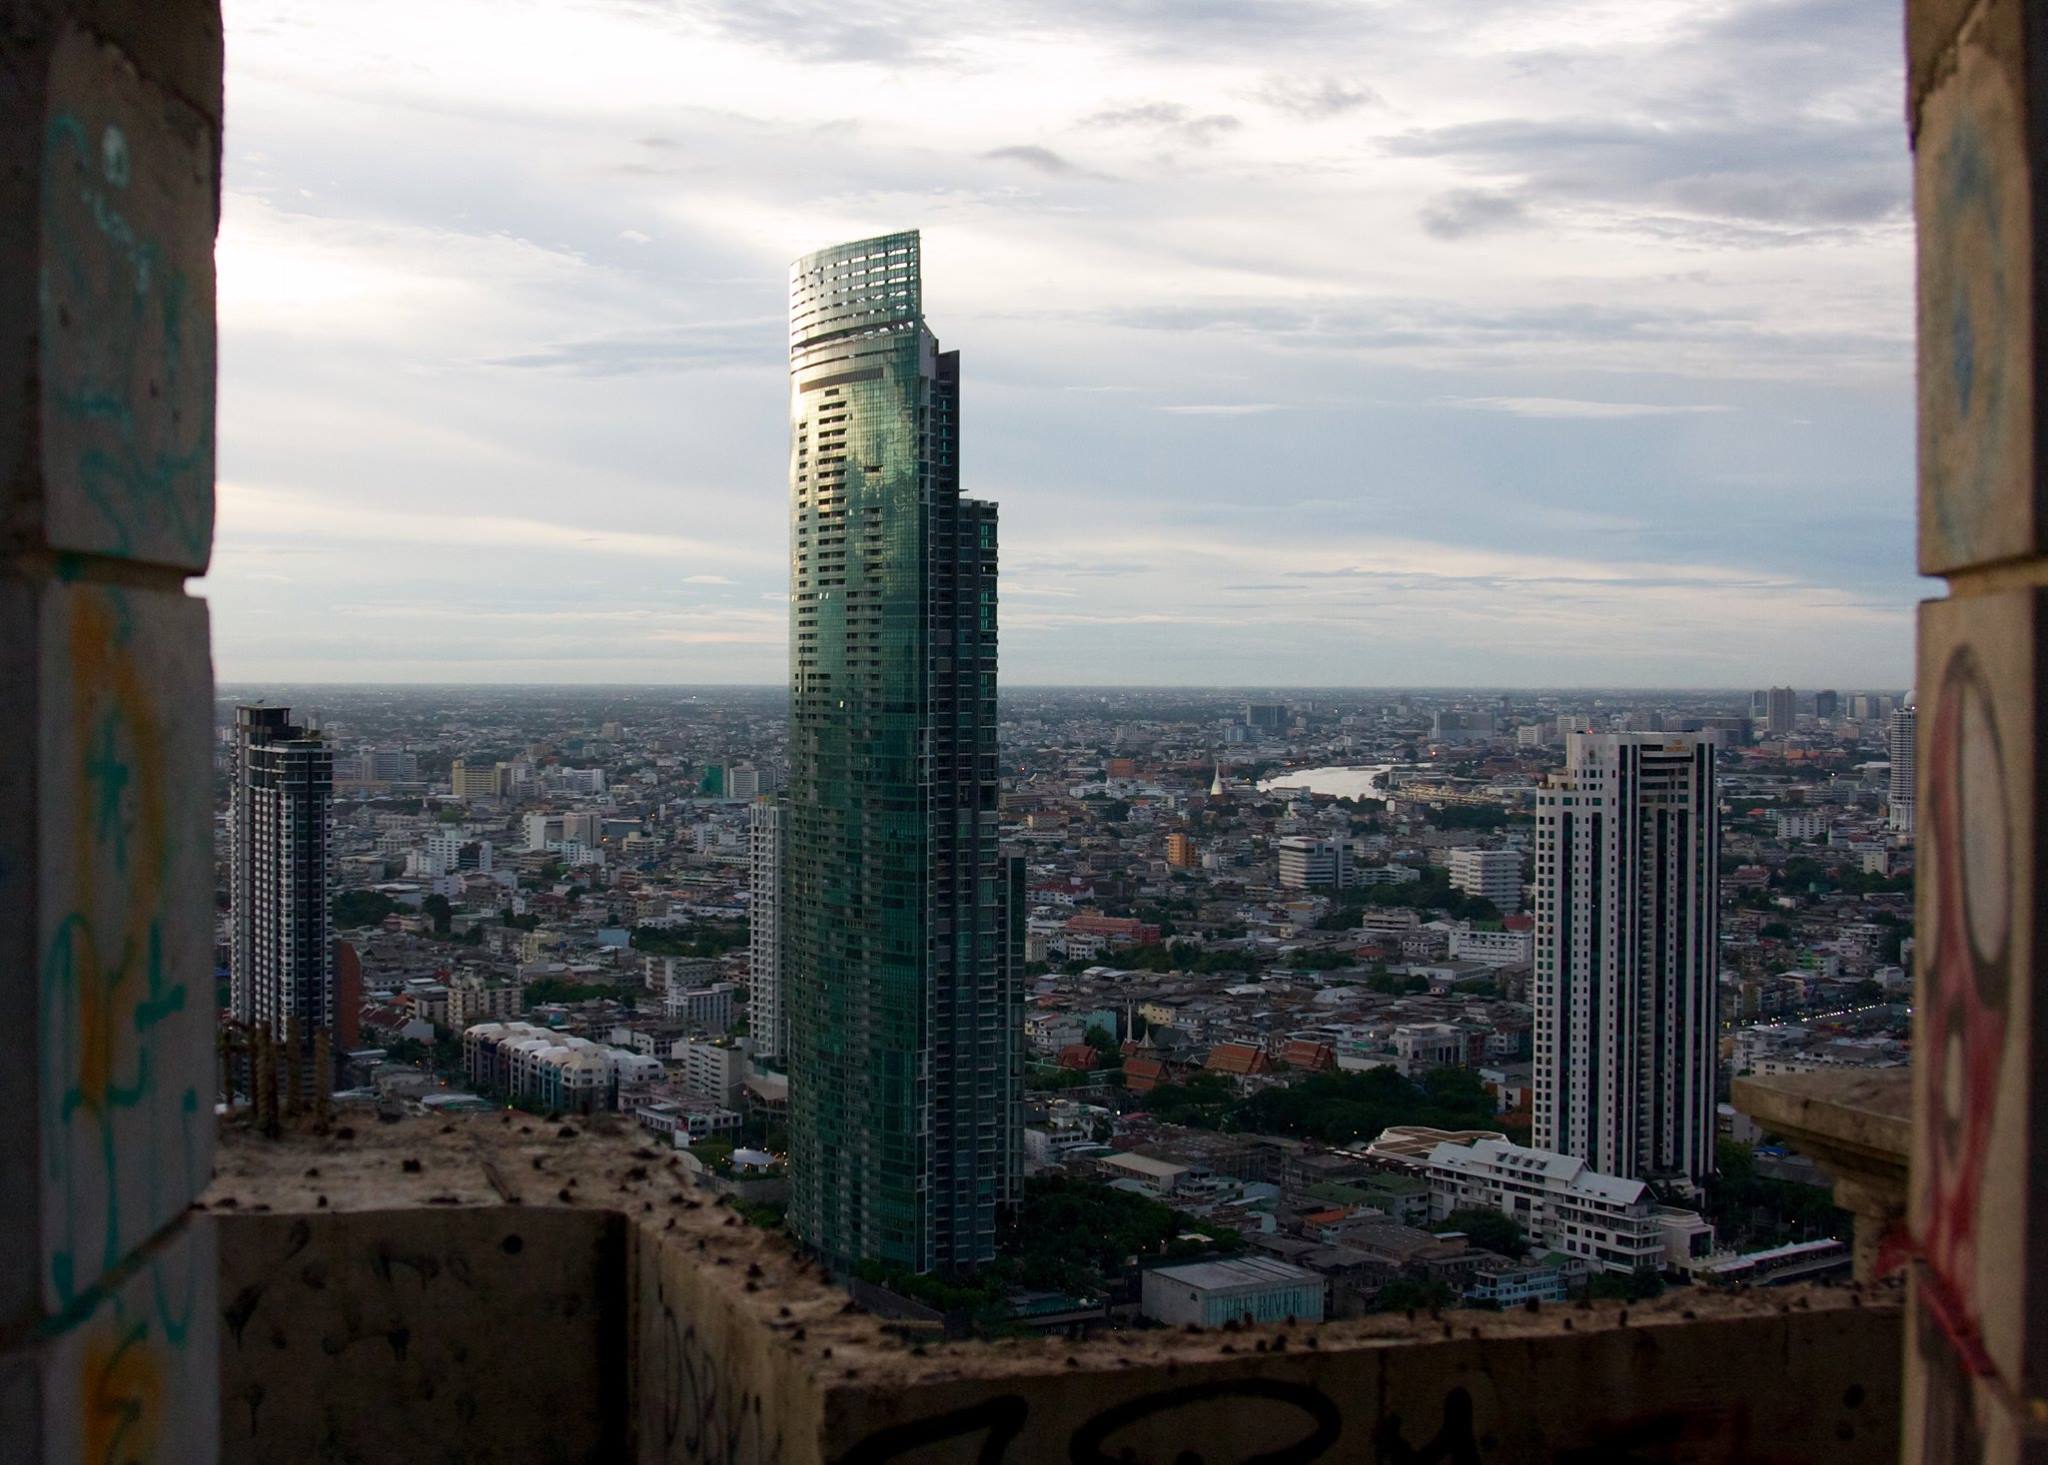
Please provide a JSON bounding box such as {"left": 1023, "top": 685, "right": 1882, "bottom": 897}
{"left": 206, "top": 0, "right": 1918, "bottom": 685}
{"left": 1443, "top": 396, "right": 1735, "bottom": 419}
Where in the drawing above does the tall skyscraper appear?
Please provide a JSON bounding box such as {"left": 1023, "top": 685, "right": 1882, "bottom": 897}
{"left": 1534, "top": 733, "right": 1719, "bottom": 1185}
{"left": 229, "top": 705, "right": 336, "bottom": 1060}
{"left": 1889, "top": 705, "right": 1917, "bottom": 835}
{"left": 782, "top": 231, "right": 1021, "bottom": 1274}
{"left": 1814, "top": 689, "right": 1840, "bottom": 720}
{"left": 1766, "top": 685, "right": 1796, "bottom": 736}
{"left": 747, "top": 798, "right": 786, "bottom": 1061}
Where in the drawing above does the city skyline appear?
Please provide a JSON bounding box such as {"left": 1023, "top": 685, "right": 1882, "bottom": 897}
{"left": 205, "top": 0, "right": 1914, "bottom": 688}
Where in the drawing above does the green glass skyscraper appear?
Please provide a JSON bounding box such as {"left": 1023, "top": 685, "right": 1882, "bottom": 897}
{"left": 784, "top": 232, "right": 1021, "bottom": 1274}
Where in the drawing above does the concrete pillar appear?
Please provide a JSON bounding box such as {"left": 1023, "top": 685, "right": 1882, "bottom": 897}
{"left": 1909, "top": 0, "right": 2048, "bottom": 1457}
{"left": 0, "top": 3, "right": 223, "bottom": 1460}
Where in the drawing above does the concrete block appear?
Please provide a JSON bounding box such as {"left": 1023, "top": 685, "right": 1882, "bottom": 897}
{"left": 1914, "top": 1, "right": 2038, "bottom": 576}
{"left": 217, "top": 1208, "right": 629, "bottom": 1464}
{"left": 1908, "top": 0, "right": 2017, "bottom": 129}
{"left": 0, "top": 1216, "right": 219, "bottom": 1465}
{"left": 0, "top": 576, "right": 214, "bottom": 1325}
{"left": 26, "top": 23, "right": 218, "bottom": 572}
{"left": 1907, "top": 586, "right": 2048, "bottom": 1462}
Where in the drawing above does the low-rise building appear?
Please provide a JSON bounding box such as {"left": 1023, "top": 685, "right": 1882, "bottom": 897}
{"left": 1422, "top": 1138, "right": 1711, "bottom": 1275}
{"left": 1463, "top": 1254, "right": 1569, "bottom": 1306}
{"left": 1140, "top": 1257, "right": 1327, "bottom": 1327}
{"left": 1447, "top": 848, "right": 1522, "bottom": 913}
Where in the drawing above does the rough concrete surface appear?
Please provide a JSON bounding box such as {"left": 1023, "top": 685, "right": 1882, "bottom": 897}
{"left": 0, "top": 1217, "right": 219, "bottom": 1465}
{"left": 1908, "top": 587, "right": 2045, "bottom": 1465}
{"left": 209, "top": 1115, "right": 1905, "bottom": 1465}
{"left": 1914, "top": 0, "right": 2035, "bottom": 577}
{"left": 31, "top": 578, "right": 215, "bottom": 1322}
{"left": 35, "top": 23, "right": 218, "bottom": 571}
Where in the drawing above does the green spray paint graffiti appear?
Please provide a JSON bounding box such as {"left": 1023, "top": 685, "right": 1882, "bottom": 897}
{"left": 38, "top": 76, "right": 215, "bottom": 567}
{"left": 38, "top": 586, "right": 207, "bottom": 1318}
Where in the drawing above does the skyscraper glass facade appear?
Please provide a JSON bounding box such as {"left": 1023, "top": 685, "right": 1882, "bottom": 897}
{"left": 783, "top": 232, "right": 1020, "bottom": 1274}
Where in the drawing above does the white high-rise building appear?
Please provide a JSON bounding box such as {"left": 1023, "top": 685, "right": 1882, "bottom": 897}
{"left": 230, "top": 705, "right": 335, "bottom": 1057}
{"left": 748, "top": 799, "right": 786, "bottom": 1060}
{"left": 1447, "top": 847, "right": 1523, "bottom": 914}
{"left": 1888, "top": 706, "right": 1917, "bottom": 835}
{"left": 1534, "top": 733, "right": 1719, "bottom": 1185}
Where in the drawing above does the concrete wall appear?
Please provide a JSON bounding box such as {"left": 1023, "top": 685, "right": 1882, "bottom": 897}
{"left": 208, "top": 1118, "right": 1905, "bottom": 1465}
{"left": 823, "top": 1304, "right": 1901, "bottom": 1465}
{"left": 218, "top": 1209, "right": 630, "bottom": 1463}
{"left": 1907, "top": 2, "right": 2048, "bottom": 1461}
{"left": 0, "top": 2, "right": 222, "bottom": 1460}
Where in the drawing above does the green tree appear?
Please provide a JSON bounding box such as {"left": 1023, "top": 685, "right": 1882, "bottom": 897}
{"left": 332, "top": 889, "right": 398, "bottom": 928}
{"left": 1440, "top": 1207, "right": 1527, "bottom": 1258}
{"left": 1142, "top": 1072, "right": 1235, "bottom": 1128}
{"left": 422, "top": 893, "right": 452, "bottom": 936}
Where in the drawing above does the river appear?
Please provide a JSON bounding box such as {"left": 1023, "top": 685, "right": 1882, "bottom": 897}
{"left": 1255, "top": 763, "right": 1396, "bottom": 803}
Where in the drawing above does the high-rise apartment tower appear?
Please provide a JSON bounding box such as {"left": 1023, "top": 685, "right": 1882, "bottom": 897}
{"left": 229, "top": 705, "right": 335, "bottom": 1057}
{"left": 1534, "top": 733, "right": 1719, "bottom": 1185}
{"left": 782, "top": 232, "right": 1021, "bottom": 1274}
{"left": 1889, "top": 706, "right": 1917, "bottom": 835}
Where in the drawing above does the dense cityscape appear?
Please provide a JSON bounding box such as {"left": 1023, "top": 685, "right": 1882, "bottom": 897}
{"left": 21, "top": 0, "right": 2026, "bottom": 1457}
{"left": 209, "top": 235, "right": 1920, "bottom": 1335}
{"left": 216, "top": 667, "right": 1913, "bottom": 1324}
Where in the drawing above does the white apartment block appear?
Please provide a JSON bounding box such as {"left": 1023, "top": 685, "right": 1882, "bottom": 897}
{"left": 523, "top": 813, "right": 563, "bottom": 851}
{"left": 664, "top": 981, "right": 739, "bottom": 1034}
{"left": 1448, "top": 925, "right": 1534, "bottom": 968}
{"left": 1774, "top": 810, "right": 1828, "bottom": 841}
{"left": 656, "top": 955, "right": 720, "bottom": 995}
{"left": 1277, "top": 835, "right": 1349, "bottom": 890}
{"left": 675, "top": 1037, "right": 748, "bottom": 1105}
{"left": 462, "top": 1021, "right": 654, "bottom": 1115}
{"left": 1447, "top": 847, "right": 1524, "bottom": 914}
{"left": 445, "top": 974, "right": 521, "bottom": 1030}
{"left": 1392, "top": 1022, "right": 1470, "bottom": 1077}
{"left": 1424, "top": 1138, "right": 1711, "bottom": 1274}
{"left": 1535, "top": 733, "right": 1719, "bottom": 1184}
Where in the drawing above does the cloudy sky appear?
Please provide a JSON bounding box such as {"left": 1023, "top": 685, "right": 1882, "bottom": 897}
{"left": 207, "top": 0, "right": 1915, "bottom": 688}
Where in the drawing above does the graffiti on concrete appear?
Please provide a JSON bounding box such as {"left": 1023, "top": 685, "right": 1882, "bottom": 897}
{"left": 1915, "top": 641, "right": 2011, "bottom": 1463}
{"left": 1916, "top": 43, "right": 2028, "bottom": 573}
{"left": 53, "top": 1222, "right": 216, "bottom": 1465}
{"left": 654, "top": 1279, "right": 789, "bottom": 1465}
{"left": 39, "top": 585, "right": 209, "bottom": 1316}
{"left": 38, "top": 29, "right": 215, "bottom": 570}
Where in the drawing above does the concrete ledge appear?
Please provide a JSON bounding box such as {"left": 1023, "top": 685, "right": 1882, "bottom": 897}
{"left": 212, "top": 1115, "right": 1905, "bottom": 1464}
{"left": 1734, "top": 1070, "right": 1912, "bottom": 1282}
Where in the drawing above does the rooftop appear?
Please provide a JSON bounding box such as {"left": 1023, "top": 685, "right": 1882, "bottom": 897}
{"left": 198, "top": 1114, "right": 1904, "bottom": 1463}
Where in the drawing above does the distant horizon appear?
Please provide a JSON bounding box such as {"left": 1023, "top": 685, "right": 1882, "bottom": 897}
{"left": 212, "top": 680, "right": 1910, "bottom": 696}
